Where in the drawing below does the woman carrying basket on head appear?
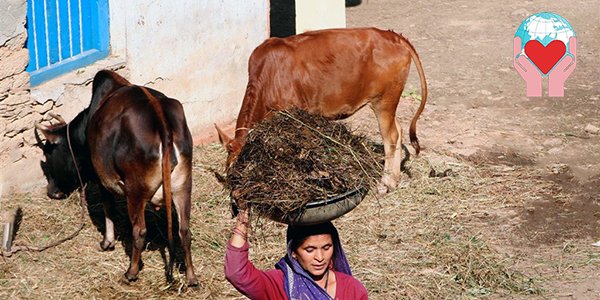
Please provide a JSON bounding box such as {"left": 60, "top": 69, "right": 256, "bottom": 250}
{"left": 224, "top": 210, "right": 368, "bottom": 299}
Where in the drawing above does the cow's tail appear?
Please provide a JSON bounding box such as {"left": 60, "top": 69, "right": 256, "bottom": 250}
{"left": 143, "top": 87, "right": 176, "bottom": 281}
{"left": 398, "top": 35, "right": 428, "bottom": 155}
{"left": 161, "top": 122, "right": 175, "bottom": 281}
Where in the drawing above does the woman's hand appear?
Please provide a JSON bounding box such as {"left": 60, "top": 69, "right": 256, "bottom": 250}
{"left": 230, "top": 209, "right": 249, "bottom": 248}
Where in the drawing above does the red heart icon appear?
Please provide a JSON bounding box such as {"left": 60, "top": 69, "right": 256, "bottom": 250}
{"left": 524, "top": 40, "right": 566, "bottom": 74}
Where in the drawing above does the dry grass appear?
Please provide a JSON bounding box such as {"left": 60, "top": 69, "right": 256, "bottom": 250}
{"left": 1, "top": 137, "right": 598, "bottom": 299}
{"left": 225, "top": 109, "right": 382, "bottom": 221}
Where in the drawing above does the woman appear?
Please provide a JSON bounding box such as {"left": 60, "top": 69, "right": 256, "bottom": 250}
{"left": 225, "top": 210, "right": 368, "bottom": 299}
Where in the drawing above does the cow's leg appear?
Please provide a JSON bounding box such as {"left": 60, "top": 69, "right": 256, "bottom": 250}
{"left": 101, "top": 202, "right": 116, "bottom": 251}
{"left": 172, "top": 166, "right": 199, "bottom": 286}
{"left": 100, "top": 188, "right": 116, "bottom": 251}
{"left": 396, "top": 118, "right": 404, "bottom": 170}
{"left": 371, "top": 92, "right": 403, "bottom": 194}
{"left": 125, "top": 197, "right": 147, "bottom": 282}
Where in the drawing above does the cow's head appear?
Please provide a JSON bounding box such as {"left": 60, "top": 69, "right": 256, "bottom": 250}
{"left": 215, "top": 124, "right": 243, "bottom": 170}
{"left": 35, "top": 114, "right": 79, "bottom": 199}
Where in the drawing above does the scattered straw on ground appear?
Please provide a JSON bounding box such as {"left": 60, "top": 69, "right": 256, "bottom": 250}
{"left": 1, "top": 141, "right": 598, "bottom": 299}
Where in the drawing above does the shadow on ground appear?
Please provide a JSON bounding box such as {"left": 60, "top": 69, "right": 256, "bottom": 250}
{"left": 467, "top": 149, "right": 600, "bottom": 245}
{"left": 84, "top": 182, "right": 188, "bottom": 278}
{"left": 519, "top": 172, "right": 600, "bottom": 245}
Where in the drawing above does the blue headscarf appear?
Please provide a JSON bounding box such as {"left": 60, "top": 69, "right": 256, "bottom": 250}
{"left": 275, "top": 222, "right": 352, "bottom": 300}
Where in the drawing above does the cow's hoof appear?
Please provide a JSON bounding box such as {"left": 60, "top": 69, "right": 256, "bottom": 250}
{"left": 187, "top": 275, "right": 199, "bottom": 287}
{"left": 100, "top": 240, "right": 116, "bottom": 251}
{"left": 379, "top": 174, "right": 399, "bottom": 194}
{"left": 165, "top": 272, "right": 174, "bottom": 283}
{"left": 124, "top": 272, "right": 139, "bottom": 283}
{"left": 376, "top": 182, "right": 389, "bottom": 195}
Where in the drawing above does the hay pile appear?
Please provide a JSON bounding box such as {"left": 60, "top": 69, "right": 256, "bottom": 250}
{"left": 225, "top": 109, "right": 383, "bottom": 221}
{"left": 425, "top": 232, "right": 538, "bottom": 296}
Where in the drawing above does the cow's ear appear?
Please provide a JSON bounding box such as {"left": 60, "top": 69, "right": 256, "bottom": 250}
{"left": 226, "top": 140, "right": 240, "bottom": 154}
{"left": 44, "top": 132, "right": 63, "bottom": 145}
{"left": 42, "top": 129, "right": 63, "bottom": 144}
{"left": 35, "top": 123, "right": 63, "bottom": 144}
{"left": 215, "top": 124, "right": 232, "bottom": 147}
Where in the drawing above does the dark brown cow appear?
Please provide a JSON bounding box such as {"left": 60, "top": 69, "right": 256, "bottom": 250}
{"left": 35, "top": 70, "right": 198, "bottom": 286}
{"left": 216, "top": 27, "right": 428, "bottom": 193}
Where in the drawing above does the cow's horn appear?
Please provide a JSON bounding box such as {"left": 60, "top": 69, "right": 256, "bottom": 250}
{"left": 33, "top": 122, "right": 48, "bottom": 147}
{"left": 49, "top": 113, "right": 66, "bottom": 124}
{"left": 34, "top": 121, "right": 49, "bottom": 132}
{"left": 215, "top": 123, "right": 232, "bottom": 146}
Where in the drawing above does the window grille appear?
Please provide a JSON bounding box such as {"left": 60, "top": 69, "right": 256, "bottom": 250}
{"left": 26, "top": 0, "right": 110, "bottom": 86}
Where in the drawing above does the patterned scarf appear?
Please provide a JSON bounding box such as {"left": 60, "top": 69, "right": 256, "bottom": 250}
{"left": 275, "top": 222, "right": 352, "bottom": 300}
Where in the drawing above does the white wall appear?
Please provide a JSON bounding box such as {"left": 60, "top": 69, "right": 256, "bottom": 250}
{"left": 4, "top": 0, "right": 269, "bottom": 193}
{"left": 296, "top": 0, "right": 345, "bottom": 34}
{"left": 123, "top": 1, "right": 269, "bottom": 139}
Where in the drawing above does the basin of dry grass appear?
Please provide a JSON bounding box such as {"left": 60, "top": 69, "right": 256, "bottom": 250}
{"left": 224, "top": 109, "right": 382, "bottom": 223}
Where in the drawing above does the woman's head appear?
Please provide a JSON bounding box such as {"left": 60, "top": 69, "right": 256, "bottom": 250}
{"left": 287, "top": 222, "right": 337, "bottom": 277}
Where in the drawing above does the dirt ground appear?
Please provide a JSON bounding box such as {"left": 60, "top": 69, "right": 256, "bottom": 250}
{"left": 1, "top": 1, "right": 599, "bottom": 299}
{"left": 345, "top": 0, "right": 600, "bottom": 182}
{"left": 345, "top": 0, "right": 600, "bottom": 298}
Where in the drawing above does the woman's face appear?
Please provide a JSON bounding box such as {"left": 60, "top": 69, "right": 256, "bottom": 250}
{"left": 292, "top": 233, "right": 334, "bottom": 277}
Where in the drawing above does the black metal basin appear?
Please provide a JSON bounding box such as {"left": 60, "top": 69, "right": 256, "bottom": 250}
{"left": 270, "top": 187, "right": 367, "bottom": 225}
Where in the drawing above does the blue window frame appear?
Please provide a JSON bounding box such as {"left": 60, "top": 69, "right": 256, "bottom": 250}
{"left": 26, "top": 0, "right": 110, "bottom": 86}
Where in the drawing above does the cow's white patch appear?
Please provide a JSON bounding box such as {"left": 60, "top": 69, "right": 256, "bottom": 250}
{"left": 149, "top": 143, "right": 186, "bottom": 207}
{"left": 151, "top": 186, "right": 164, "bottom": 207}
{"left": 174, "top": 144, "right": 180, "bottom": 162}
{"left": 105, "top": 216, "right": 115, "bottom": 243}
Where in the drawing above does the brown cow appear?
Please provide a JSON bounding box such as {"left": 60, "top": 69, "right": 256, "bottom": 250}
{"left": 36, "top": 70, "right": 198, "bottom": 286}
{"left": 216, "top": 27, "right": 428, "bottom": 193}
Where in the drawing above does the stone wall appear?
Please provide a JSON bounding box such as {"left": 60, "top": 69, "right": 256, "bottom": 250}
{"left": 1, "top": 0, "right": 50, "bottom": 192}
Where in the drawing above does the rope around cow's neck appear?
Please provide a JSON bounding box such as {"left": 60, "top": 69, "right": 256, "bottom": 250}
{"left": 66, "top": 122, "right": 85, "bottom": 190}
{"left": 0, "top": 123, "right": 88, "bottom": 257}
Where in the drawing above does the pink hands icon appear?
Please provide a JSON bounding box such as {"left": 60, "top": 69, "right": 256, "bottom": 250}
{"left": 513, "top": 36, "right": 577, "bottom": 97}
{"left": 514, "top": 36, "right": 542, "bottom": 97}
{"left": 549, "top": 36, "right": 577, "bottom": 97}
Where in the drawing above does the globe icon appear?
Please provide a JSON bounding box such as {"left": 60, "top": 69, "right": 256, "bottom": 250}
{"left": 514, "top": 12, "right": 575, "bottom": 57}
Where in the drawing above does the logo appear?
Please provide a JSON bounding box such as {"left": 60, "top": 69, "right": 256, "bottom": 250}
{"left": 513, "top": 12, "right": 576, "bottom": 97}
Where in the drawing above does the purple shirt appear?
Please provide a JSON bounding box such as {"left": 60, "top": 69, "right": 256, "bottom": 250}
{"left": 225, "top": 241, "right": 368, "bottom": 300}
